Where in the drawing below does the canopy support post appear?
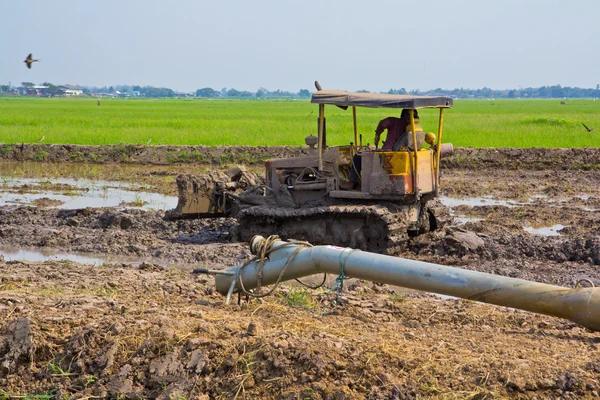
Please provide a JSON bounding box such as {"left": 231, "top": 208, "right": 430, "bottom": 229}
{"left": 409, "top": 110, "right": 419, "bottom": 197}
{"left": 435, "top": 108, "right": 445, "bottom": 196}
{"left": 352, "top": 107, "right": 358, "bottom": 150}
{"left": 318, "top": 104, "right": 325, "bottom": 171}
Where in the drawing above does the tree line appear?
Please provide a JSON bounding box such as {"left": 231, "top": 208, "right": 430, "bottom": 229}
{"left": 390, "top": 85, "right": 600, "bottom": 99}
{"left": 2, "top": 82, "right": 600, "bottom": 99}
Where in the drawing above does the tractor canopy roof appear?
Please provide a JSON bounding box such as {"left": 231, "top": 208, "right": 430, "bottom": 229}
{"left": 311, "top": 90, "right": 453, "bottom": 109}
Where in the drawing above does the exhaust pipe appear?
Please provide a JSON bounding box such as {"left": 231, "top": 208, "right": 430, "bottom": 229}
{"left": 215, "top": 236, "right": 600, "bottom": 331}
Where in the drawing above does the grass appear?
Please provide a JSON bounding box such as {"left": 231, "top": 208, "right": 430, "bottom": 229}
{"left": 0, "top": 388, "right": 57, "bottom": 400}
{"left": 278, "top": 287, "right": 317, "bottom": 309}
{"left": 0, "top": 97, "right": 599, "bottom": 148}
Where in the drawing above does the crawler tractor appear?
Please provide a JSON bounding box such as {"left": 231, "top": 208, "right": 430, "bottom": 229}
{"left": 167, "top": 83, "right": 454, "bottom": 254}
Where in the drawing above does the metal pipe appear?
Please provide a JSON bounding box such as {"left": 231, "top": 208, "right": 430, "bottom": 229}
{"left": 317, "top": 104, "right": 325, "bottom": 171}
{"left": 215, "top": 236, "right": 600, "bottom": 331}
{"left": 352, "top": 106, "right": 358, "bottom": 150}
{"left": 289, "top": 182, "right": 328, "bottom": 191}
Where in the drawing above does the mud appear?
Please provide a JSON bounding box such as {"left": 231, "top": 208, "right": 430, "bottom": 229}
{"left": 0, "top": 143, "right": 310, "bottom": 166}
{"left": 3, "top": 143, "right": 600, "bottom": 171}
{"left": 1, "top": 148, "right": 600, "bottom": 398}
{"left": 0, "top": 207, "right": 247, "bottom": 268}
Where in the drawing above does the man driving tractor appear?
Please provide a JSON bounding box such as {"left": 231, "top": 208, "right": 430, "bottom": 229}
{"left": 349, "top": 109, "right": 425, "bottom": 183}
{"left": 375, "top": 109, "right": 425, "bottom": 151}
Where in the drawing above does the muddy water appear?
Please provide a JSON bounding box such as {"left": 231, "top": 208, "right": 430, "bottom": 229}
{"left": 0, "top": 160, "right": 264, "bottom": 194}
{"left": 440, "top": 195, "right": 524, "bottom": 208}
{"left": 0, "top": 244, "right": 108, "bottom": 265}
{"left": 0, "top": 244, "right": 205, "bottom": 269}
{"left": 0, "top": 176, "right": 178, "bottom": 210}
{"left": 523, "top": 224, "right": 567, "bottom": 237}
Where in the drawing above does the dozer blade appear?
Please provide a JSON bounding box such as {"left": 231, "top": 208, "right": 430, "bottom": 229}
{"left": 165, "top": 167, "right": 255, "bottom": 220}
{"left": 164, "top": 174, "right": 223, "bottom": 220}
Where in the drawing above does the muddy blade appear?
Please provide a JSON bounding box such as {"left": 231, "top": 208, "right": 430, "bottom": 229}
{"left": 237, "top": 205, "right": 410, "bottom": 255}
{"left": 164, "top": 174, "right": 222, "bottom": 220}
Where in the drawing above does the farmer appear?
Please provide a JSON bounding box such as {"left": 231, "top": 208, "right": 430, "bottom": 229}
{"left": 348, "top": 109, "right": 424, "bottom": 184}
{"left": 374, "top": 109, "right": 423, "bottom": 151}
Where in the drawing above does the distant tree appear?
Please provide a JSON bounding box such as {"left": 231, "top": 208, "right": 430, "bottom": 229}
{"left": 0, "top": 85, "right": 9, "bottom": 92}
{"left": 140, "top": 86, "right": 175, "bottom": 97}
{"left": 268, "top": 89, "right": 294, "bottom": 98}
{"left": 226, "top": 88, "right": 240, "bottom": 97}
{"left": 298, "top": 89, "right": 310, "bottom": 98}
{"left": 550, "top": 85, "right": 564, "bottom": 98}
{"left": 388, "top": 88, "right": 407, "bottom": 95}
{"left": 538, "top": 86, "right": 550, "bottom": 98}
{"left": 478, "top": 87, "right": 493, "bottom": 98}
{"left": 21, "top": 82, "right": 34, "bottom": 88}
{"left": 224, "top": 88, "right": 254, "bottom": 98}
{"left": 115, "top": 85, "right": 132, "bottom": 94}
{"left": 357, "top": 89, "right": 370, "bottom": 93}
{"left": 196, "top": 87, "right": 218, "bottom": 98}
{"left": 256, "top": 87, "right": 268, "bottom": 98}
{"left": 41, "top": 82, "right": 60, "bottom": 96}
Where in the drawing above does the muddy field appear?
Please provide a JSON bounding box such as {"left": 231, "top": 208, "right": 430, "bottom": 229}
{"left": 1, "top": 147, "right": 600, "bottom": 399}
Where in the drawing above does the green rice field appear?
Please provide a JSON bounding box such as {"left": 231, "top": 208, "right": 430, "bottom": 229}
{"left": 1, "top": 97, "right": 599, "bottom": 148}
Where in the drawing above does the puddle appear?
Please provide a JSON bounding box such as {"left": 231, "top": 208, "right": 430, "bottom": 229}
{"left": 0, "top": 244, "right": 200, "bottom": 270}
{"left": 454, "top": 216, "right": 485, "bottom": 225}
{"left": 0, "top": 245, "right": 113, "bottom": 265}
{"left": 523, "top": 224, "right": 566, "bottom": 237}
{"left": 440, "top": 196, "right": 523, "bottom": 208}
{"left": 0, "top": 177, "right": 178, "bottom": 211}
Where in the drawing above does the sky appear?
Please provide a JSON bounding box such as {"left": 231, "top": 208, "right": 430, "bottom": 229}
{"left": 2, "top": 0, "right": 599, "bottom": 93}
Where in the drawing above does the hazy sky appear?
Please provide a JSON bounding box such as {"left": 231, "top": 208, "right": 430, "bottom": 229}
{"left": 2, "top": 0, "right": 599, "bottom": 93}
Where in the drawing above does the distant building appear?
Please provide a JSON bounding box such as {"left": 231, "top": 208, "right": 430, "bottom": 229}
{"left": 28, "top": 85, "right": 49, "bottom": 96}
{"left": 58, "top": 85, "right": 84, "bottom": 96}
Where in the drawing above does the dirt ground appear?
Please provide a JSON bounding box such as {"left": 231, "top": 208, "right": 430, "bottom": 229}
{"left": 1, "top": 147, "right": 600, "bottom": 399}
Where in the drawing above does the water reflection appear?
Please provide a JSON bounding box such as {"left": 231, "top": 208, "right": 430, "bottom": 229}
{"left": 0, "top": 177, "right": 177, "bottom": 210}
{"left": 0, "top": 244, "right": 201, "bottom": 270}
{"left": 440, "top": 196, "right": 523, "bottom": 208}
{"left": 0, "top": 244, "right": 111, "bottom": 265}
{"left": 524, "top": 224, "right": 566, "bottom": 237}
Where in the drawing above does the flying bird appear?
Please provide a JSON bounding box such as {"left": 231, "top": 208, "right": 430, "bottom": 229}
{"left": 582, "top": 123, "right": 596, "bottom": 132}
{"left": 24, "top": 54, "right": 40, "bottom": 69}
